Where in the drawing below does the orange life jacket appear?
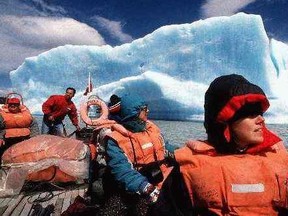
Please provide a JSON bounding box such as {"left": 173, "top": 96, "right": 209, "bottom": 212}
{"left": 2, "top": 135, "right": 91, "bottom": 183}
{"left": 175, "top": 140, "right": 288, "bottom": 215}
{"left": 0, "top": 105, "right": 33, "bottom": 138}
{"left": 108, "top": 121, "right": 172, "bottom": 188}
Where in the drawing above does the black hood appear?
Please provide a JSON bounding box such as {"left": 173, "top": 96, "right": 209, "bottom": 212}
{"left": 204, "top": 74, "right": 269, "bottom": 153}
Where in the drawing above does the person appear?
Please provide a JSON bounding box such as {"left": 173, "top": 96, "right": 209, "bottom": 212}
{"left": 159, "top": 74, "right": 288, "bottom": 215}
{"left": 107, "top": 94, "right": 122, "bottom": 122}
{"left": 0, "top": 97, "right": 39, "bottom": 158}
{"left": 41, "top": 87, "right": 80, "bottom": 136}
{"left": 100, "top": 94, "right": 174, "bottom": 215}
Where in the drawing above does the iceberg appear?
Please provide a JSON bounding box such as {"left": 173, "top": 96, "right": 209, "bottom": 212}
{"left": 10, "top": 13, "right": 288, "bottom": 123}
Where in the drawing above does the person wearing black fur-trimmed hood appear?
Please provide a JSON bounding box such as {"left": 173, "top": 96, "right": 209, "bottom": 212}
{"left": 100, "top": 93, "right": 176, "bottom": 216}
{"left": 159, "top": 74, "right": 288, "bottom": 215}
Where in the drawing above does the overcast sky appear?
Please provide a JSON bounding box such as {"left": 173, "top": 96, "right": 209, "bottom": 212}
{"left": 0, "top": 0, "right": 287, "bottom": 90}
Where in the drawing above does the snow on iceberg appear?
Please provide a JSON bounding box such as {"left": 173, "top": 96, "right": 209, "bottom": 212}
{"left": 10, "top": 13, "right": 288, "bottom": 123}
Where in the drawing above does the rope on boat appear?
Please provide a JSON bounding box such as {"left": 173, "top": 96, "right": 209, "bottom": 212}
{"left": 26, "top": 167, "right": 65, "bottom": 204}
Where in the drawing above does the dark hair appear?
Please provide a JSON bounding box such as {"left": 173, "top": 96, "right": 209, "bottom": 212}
{"left": 66, "top": 87, "right": 76, "bottom": 95}
{"left": 207, "top": 123, "right": 237, "bottom": 154}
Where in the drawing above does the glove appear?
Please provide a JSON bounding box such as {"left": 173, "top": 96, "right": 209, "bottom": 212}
{"left": 149, "top": 187, "right": 160, "bottom": 203}
{"left": 142, "top": 183, "right": 160, "bottom": 203}
{"left": 142, "top": 183, "right": 154, "bottom": 195}
{"left": 164, "top": 149, "right": 176, "bottom": 166}
{"left": 0, "top": 139, "right": 4, "bottom": 147}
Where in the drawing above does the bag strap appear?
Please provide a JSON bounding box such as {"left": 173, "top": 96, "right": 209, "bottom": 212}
{"left": 129, "top": 137, "right": 139, "bottom": 170}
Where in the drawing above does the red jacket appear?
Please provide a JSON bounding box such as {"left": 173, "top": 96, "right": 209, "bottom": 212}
{"left": 42, "top": 95, "right": 78, "bottom": 125}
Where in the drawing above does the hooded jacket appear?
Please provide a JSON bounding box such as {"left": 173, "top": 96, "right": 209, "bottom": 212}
{"left": 175, "top": 74, "right": 288, "bottom": 215}
{"left": 204, "top": 74, "right": 270, "bottom": 154}
{"left": 106, "top": 94, "right": 171, "bottom": 193}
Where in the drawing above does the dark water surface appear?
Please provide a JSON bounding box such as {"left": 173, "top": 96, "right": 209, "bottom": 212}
{"left": 34, "top": 115, "right": 288, "bottom": 148}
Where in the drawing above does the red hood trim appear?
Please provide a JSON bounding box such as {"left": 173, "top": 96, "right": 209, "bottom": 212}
{"left": 217, "top": 94, "right": 269, "bottom": 123}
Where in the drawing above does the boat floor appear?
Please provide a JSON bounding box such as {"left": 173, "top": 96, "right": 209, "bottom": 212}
{"left": 0, "top": 183, "right": 88, "bottom": 216}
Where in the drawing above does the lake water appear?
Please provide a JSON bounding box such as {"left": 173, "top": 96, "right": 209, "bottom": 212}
{"left": 156, "top": 121, "right": 288, "bottom": 148}
{"left": 34, "top": 115, "right": 288, "bottom": 148}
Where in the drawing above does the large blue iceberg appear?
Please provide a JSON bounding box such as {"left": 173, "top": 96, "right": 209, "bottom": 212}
{"left": 10, "top": 13, "right": 288, "bottom": 123}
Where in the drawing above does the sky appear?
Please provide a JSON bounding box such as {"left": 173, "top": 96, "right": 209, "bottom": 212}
{"left": 0, "top": 0, "right": 287, "bottom": 91}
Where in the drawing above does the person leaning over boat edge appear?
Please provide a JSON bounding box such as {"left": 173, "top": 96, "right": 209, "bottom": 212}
{"left": 0, "top": 97, "right": 39, "bottom": 159}
{"left": 100, "top": 93, "right": 176, "bottom": 215}
{"left": 41, "top": 87, "right": 80, "bottom": 136}
{"left": 157, "top": 74, "right": 288, "bottom": 216}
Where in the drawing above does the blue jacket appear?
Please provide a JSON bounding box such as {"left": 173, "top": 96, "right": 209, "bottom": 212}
{"left": 106, "top": 138, "right": 149, "bottom": 193}
{"left": 106, "top": 93, "right": 176, "bottom": 193}
{"left": 106, "top": 135, "right": 176, "bottom": 193}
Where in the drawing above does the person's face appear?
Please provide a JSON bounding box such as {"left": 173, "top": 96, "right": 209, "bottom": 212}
{"left": 138, "top": 106, "right": 149, "bottom": 122}
{"left": 8, "top": 103, "right": 21, "bottom": 113}
{"left": 65, "top": 89, "right": 75, "bottom": 101}
{"left": 230, "top": 114, "right": 265, "bottom": 149}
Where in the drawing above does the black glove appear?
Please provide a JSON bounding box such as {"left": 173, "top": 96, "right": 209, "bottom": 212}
{"left": 164, "top": 149, "right": 176, "bottom": 166}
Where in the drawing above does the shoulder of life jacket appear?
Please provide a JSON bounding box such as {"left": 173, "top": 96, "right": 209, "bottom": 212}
{"left": 175, "top": 140, "right": 288, "bottom": 215}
